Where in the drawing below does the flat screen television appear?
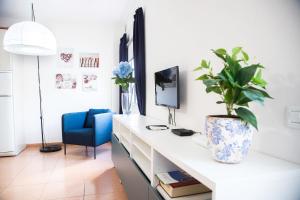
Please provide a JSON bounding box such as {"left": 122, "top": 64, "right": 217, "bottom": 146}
{"left": 155, "top": 66, "right": 180, "bottom": 109}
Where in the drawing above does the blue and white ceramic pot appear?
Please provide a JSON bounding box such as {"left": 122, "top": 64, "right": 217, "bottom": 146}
{"left": 205, "top": 115, "right": 253, "bottom": 164}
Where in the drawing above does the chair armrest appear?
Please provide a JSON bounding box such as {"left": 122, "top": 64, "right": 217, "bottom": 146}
{"left": 93, "top": 112, "right": 113, "bottom": 145}
{"left": 62, "top": 111, "right": 87, "bottom": 133}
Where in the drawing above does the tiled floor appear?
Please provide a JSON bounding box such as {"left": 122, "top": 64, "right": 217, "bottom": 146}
{"left": 0, "top": 143, "right": 128, "bottom": 200}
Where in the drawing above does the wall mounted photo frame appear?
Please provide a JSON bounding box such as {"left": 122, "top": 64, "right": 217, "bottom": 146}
{"left": 82, "top": 74, "right": 98, "bottom": 92}
{"left": 55, "top": 73, "right": 77, "bottom": 89}
{"left": 79, "top": 53, "right": 100, "bottom": 68}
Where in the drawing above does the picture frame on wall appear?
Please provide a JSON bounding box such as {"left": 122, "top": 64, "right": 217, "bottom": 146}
{"left": 79, "top": 53, "right": 100, "bottom": 68}
{"left": 55, "top": 73, "right": 77, "bottom": 89}
{"left": 82, "top": 74, "right": 98, "bottom": 92}
{"left": 57, "top": 48, "right": 74, "bottom": 68}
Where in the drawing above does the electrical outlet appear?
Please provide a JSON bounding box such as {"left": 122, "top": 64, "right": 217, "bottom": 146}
{"left": 286, "top": 106, "right": 300, "bottom": 129}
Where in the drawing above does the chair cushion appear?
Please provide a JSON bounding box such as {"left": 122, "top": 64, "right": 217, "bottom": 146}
{"left": 84, "top": 109, "right": 110, "bottom": 128}
{"left": 64, "top": 128, "right": 93, "bottom": 146}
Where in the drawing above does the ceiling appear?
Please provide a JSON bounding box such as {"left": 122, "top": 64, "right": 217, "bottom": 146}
{"left": 0, "top": 0, "right": 132, "bottom": 27}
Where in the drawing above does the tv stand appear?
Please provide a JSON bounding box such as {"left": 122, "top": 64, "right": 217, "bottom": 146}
{"left": 112, "top": 114, "right": 300, "bottom": 200}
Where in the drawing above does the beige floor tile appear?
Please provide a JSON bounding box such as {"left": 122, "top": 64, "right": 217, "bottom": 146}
{"left": 84, "top": 191, "right": 128, "bottom": 200}
{"left": 84, "top": 168, "right": 124, "bottom": 196}
{"left": 26, "top": 156, "right": 59, "bottom": 171}
{"left": 0, "top": 184, "right": 45, "bottom": 200}
{"left": 42, "top": 181, "right": 84, "bottom": 200}
{"left": 0, "top": 157, "right": 30, "bottom": 176}
{"left": 0, "top": 144, "right": 126, "bottom": 200}
{"left": 0, "top": 186, "right": 6, "bottom": 194}
{"left": 10, "top": 169, "right": 52, "bottom": 186}
{"left": 43, "top": 196, "right": 83, "bottom": 200}
{"left": 49, "top": 164, "right": 86, "bottom": 183}
{"left": 83, "top": 163, "right": 115, "bottom": 181}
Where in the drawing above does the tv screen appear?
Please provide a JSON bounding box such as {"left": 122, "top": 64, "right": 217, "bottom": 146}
{"left": 155, "top": 66, "right": 180, "bottom": 109}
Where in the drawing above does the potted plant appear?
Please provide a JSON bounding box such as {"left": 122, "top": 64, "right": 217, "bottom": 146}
{"left": 194, "top": 47, "right": 272, "bottom": 163}
{"left": 112, "top": 61, "right": 135, "bottom": 114}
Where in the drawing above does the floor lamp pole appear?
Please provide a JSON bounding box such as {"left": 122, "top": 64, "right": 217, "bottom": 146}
{"left": 37, "top": 56, "right": 61, "bottom": 152}
{"left": 37, "top": 56, "right": 45, "bottom": 149}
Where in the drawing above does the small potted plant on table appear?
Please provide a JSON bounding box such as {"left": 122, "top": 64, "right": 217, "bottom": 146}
{"left": 112, "top": 61, "right": 135, "bottom": 114}
{"left": 195, "top": 47, "right": 272, "bottom": 163}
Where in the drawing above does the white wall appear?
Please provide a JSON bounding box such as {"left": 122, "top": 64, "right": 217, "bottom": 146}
{"left": 23, "top": 22, "right": 121, "bottom": 143}
{"left": 125, "top": 0, "right": 300, "bottom": 164}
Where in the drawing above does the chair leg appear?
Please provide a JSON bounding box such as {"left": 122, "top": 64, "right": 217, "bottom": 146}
{"left": 64, "top": 144, "right": 66, "bottom": 155}
{"left": 85, "top": 146, "right": 88, "bottom": 156}
{"left": 94, "top": 147, "right": 96, "bottom": 159}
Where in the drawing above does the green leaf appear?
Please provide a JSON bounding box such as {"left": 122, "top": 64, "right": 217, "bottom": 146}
{"left": 235, "top": 93, "right": 252, "bottom": 105}
{"left": 235, "top": 107, "right": 258, "bottom": 130}
{"left": 242, "top": 89, "right": 265, "bottom": 104}
{"left": 252, "top": 78, "right": 267, "bottom": 88}
{"left": 212, "top": 49, "right": 226, "bottom": 61}
{"left": 226, "top": 55, "right": 241, "bottom": 76}
{"left": 223, "top": 69, "right": 236, "bottom": 86}
{"left": 206, "top": 86, "right": 222, "bottom": 94}
{"left": 236, "top": 65, "right": 258, "bottom": 86}
{"left": 194, "top": 66, "right": 203, "bottom": 71}
{"left": 217, "top": 72, "right": 227, "bottom": 81}
{"left": 232, "top": 47, "right": 242, "bottom": 60}
{"left": 216, "top": 101, "right": 224, "bottom": 104}
{"left": 201, "top": 60, "right": 210, "bottom": 68}
{"left": 232, "top": 88, "right": 242, "bottom": 103}
{"left": 224, "top": 89, "right": 233, "bottom": 104}
{"left": 241, "top": 50, "right": 249, "bottom": 62}
{"left": 194, "top": 60, "right": 210, "bottom": 71}
{"left": 203, "top": 79, "right": 220, "bottom": 87}
{"left": 249, "top": 86, "right": 273, "bottom": 99}
{"left": 252, "top": 69, "right": 267, "bottom": 88}
{"left": 128, "top": 77, "right": 135, "bottom": 82}
{"left": 215, "top": 48, "right": 227, "bottom": 55}
{"left": 196, "top": 74, "right": 209, "bottom": 81}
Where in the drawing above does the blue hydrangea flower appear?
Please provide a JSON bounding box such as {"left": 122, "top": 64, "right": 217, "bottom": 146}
{"left": 114, "top": 61, "right": 133, "bottom": 78}
{"left": 112, "top": 69, "right": 119, "bottom": 76}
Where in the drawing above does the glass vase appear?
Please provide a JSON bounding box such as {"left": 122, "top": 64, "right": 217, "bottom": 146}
{"left": 121, "top": 92, "right": 131, "bottom": 115}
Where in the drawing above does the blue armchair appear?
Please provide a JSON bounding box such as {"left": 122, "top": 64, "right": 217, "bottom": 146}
{"left": 62, "top": 109, "right": 113, "bottom": 159}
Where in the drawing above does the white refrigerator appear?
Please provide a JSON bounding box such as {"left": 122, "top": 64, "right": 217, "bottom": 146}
{"left": 0, "top": 71, "right": 25, "bottom": 156}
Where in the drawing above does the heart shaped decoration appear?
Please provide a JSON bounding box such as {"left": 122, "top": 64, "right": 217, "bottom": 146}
{"left": 60, "top": 53, "right": 72, "bottom": 63}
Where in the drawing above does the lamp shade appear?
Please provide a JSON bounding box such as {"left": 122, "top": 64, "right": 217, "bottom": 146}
{"left": 3, "top": 21, "right": 56, "bottom": 56}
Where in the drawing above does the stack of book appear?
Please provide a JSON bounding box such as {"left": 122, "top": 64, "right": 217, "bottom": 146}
{"left": 156, "top": 171, "right": 211, "bottom": 200}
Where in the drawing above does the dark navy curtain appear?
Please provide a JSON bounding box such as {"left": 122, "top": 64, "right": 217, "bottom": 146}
{"left": 133, "top": 7, "right": 146, "bottom": 115}
{"left": 119, "top": 33, "right": 128, "bottom": 114}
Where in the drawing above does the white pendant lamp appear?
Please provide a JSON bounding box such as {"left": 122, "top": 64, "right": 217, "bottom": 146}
{"left": 3, "top": 21, "right": 56, "bottom": 56}
{"left": 2, "top": 3, "right": 61, "bottom": 153}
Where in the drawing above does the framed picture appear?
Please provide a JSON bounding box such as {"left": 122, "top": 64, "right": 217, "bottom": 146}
{"left": 57, "top": 48, "right": 74, "bottom": 67}
{"left": 79, "top": 53, "right": 100, "bottom": 68}
{"left": 55, "top": 73, "right": 77, "bottom": 89}
{"left": 82, "top": 74, "right": 98, "bottom": 91}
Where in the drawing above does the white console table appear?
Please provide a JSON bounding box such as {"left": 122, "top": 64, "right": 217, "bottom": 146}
{"left": 112, "top": 114, "right": 300, "bottom": 200}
